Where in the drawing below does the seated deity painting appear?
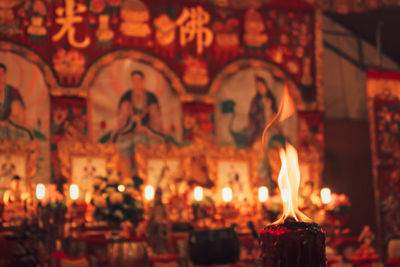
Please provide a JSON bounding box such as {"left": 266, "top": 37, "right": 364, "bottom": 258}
{"left": 90, "top": 59, "right": 182, "bottom": 176}
{"left": 215, "top": 68, "right": 297, "bottom": 190}
{"left": 0, "top": 52, "right": 50, "bottom": 182}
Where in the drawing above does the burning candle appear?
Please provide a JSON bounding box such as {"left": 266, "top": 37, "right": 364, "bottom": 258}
{"left": 222, "top": 187, "right": 232, "bottom": 202}
{"left": 259, "top": 143, "right": 326, "bottom": 267}
{"left": 69, "top": 184, "right": 79, "bottom": 200}
{"left": 194, "top": 186, "right": 203, "bottom": 201}
{"left": 258, "top": 186, "right": 269, "bottom": 203}
{"left": 321, "top": 188, "right": 331, "bottom": 204}
{"left": 144, "top": 185, "right": 155, "bottom": 201}
{"left": 36, "top": 184, "right": 45, "bottom": 200}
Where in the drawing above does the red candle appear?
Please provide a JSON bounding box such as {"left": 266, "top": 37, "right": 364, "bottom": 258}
{"left": 259, "top": 143, "right": 326, "bottom": 267}
{"left": 260, "top": 218, "right": 326, "bottom": 267}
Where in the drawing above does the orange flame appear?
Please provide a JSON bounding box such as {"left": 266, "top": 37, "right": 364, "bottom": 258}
{"left": 273, "top": 142, "right": 311, "bottom": 224}
{"left": 261, "top": 82, "right": 309, "bottom": 224}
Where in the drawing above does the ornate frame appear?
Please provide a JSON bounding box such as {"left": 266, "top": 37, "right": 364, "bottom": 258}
{"left": 135, "top": 143, "right": 261, "bottom": 202}
{"left": 135, "top": 143, "right": 184, "bottom": 185}
{"left": 58, "top": 140, "right": 119, "bottom": 184}
{"left": 0, "top": 139, "right": 38, "bottom": 189}
{"left": 207, "top": 146, "right": 261, "bottom": 203}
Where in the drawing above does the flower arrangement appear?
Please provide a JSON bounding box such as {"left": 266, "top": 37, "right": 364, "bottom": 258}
{"left": 326, "top": 193, "right": 351, "bottom": 215}
{"left": 53, "top": 48, "right": 86, "bottom": 84}
{"left": 91, "top": 173, "right": 144, "bottom": 227}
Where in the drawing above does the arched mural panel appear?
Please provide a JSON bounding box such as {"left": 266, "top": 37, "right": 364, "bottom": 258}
{"left": 211, "top": 58, "right": 322, "bottom": 194}
{"left": 0, "top": 51, "right": 50, "bottom": 183}
{"left": 89, "top": 57, "right": 183, "bottom": 176}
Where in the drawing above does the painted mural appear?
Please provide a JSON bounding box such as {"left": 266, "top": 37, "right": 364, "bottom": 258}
{"left": 51, "top": 96, "right": 88, "bottom": 182}
{"left": 90, "top": 58, "right": 182, "bottom": 176}
{"left": 0, "top": 51, "right": 50, "bottom": 183}
{"left": 216, "top": 68, "right": 297, "bottom": 189}
{"left": 0, "top": 0, "right": 323, "bottom": 203}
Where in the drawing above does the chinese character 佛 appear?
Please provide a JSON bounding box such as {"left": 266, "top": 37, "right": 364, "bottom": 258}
{"left": 52, "top": 0, "right": 91, "bottom": 48}
{"left": 176, "top": 6, "right": 213, "bottom": 54}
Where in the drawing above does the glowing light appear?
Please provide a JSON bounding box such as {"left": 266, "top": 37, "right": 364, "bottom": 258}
{"left": 258, "top": 186, "right": 269, "bottom": 202}
{"left": 194, "top": 186, "right": 203, "bottom": 201}
{"left": 85, "top": 191, "right": 92, "bottom": 204}
{"left": 118, "top": 184, "right": 126, "bottom": 192}
{"left": 274, "top": 143, "right": 311, "bottom": 224}
{"left": 321, "top": 188, "right": 331, "bottom": 204}
{"left": 144, "top": 185, "right": 155, "bottom": 201}
{"left": 222, "top": 187, "right": 232, "bottom": 202}
{"left": 3, "top": 190, "right": 10, "bottom": 203}
{"left": 36, "top": 184, "right": 45, "bottom": 200}
{"left": 69, "top": 184, "right": 79, "bottom": 200}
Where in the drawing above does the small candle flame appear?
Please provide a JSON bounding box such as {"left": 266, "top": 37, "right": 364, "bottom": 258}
{"left": 194, "top": 186, "right": 203, "bottom": 201}
{"left": 36, "top": 184, "right": 45, "bottom": 200}
{"left": 144, "top": 185, "right": 154, "bottom": 201}
{"left": 321, "top": 188, "right": 331, "bottom": 204}
{"left": 70, "top": 184, "right": 79, "bottom": 200}
{"left": 273, "top": 143, "right": 311, "bottom": 224}
{"left": 258, "top": 186, "right": 269, "bottom": 202}
{"left": 222, "top": 187, "right": 232, "bottom": 202}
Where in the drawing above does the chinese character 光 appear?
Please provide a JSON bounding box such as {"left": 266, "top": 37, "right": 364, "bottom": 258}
{"left": 176, "top": 6, "right": 213, "bottom": 54}
{"left": 52, "top": 0, "right": 91, "bottom": 48}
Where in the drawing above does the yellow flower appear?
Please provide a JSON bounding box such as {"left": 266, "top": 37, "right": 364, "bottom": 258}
{"left": 110, "top": 192, "right": 123, "bottom": 204}
{"left": 108, "top": 174, "right": 120, "bottom": 185}
{"left": 93, "top": 195, "right": 107, "bottom": 208}
{"left": 122, "top": 178, "right": 133, "bottom": 187}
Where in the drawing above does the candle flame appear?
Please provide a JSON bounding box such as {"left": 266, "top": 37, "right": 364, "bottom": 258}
{"left": 260, "top": 82, "right": 310, "bottom": 224}
{"left": 36, "top": 184, "right": 45, "bottom": 200}
{"left": 194, "top": 186, "right": 203, "bottom": 201}
{"left": 273, "top": 143, "right": 311, "bottom": 224}
{"left": 222, "top": 187, "right": 232, "bottom": 202}
{"left": 258, "top": 186, "right": 269, "bottom": 202}
{"left": 144, "top": 185, "right": 155, "bottom": 201}
{"left": 321, "top": 188, "right": 331, "bottom": 204}
{"left": 70, "top": 184, "right": 79, "bottom": 200}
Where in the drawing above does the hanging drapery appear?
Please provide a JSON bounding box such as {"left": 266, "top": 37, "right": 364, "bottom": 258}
{"left": 367, "top": 69, "right": 400, "bottom": 256}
